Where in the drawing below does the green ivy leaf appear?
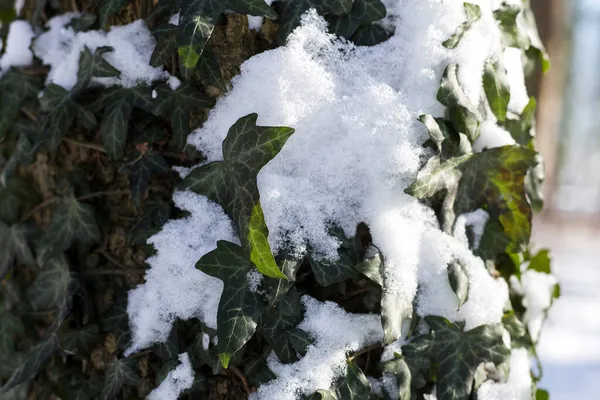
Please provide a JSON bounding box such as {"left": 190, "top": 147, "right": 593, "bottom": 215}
{"left": 448, "top": 261, "right": 469, "bottom": 308}
{"left": 123, "top": 149, "right": 169, "bottom": 206}
{"left": 308, "top": 228, "right": 361, "bottom": 286}
{"left": 0, "top": 121, "right": 41, "bottom": 185}
{"left": 380, "top": 356, "right": 411, "bottom": 400}
{"left": 67, "top": 13, "right": 97, "bottom": 32}
{"left": 436, "top": 64, "right": 481, "bottom": 142}
{"left": 129, "top": 197, "right": 171, "bottom": 245}
{"left": 493, "top": 3, "right": 530, "bottom": 49}
{"left": 75, "top": 47, "right": 121, "bottom": 91}
{"left": 181, "top": 113, "right": 294, "bottom": 278}
{"left": 502, "top": 311, "right": 530, "bottom": 349}
{"left": 528, "top": 249, "right": 551, "bottom": 274}
{"left": 277, "top": 0, "right": 312, "bottom": 45}
{"left": 0, "top": 177, "right": 39, "bottom": 224}
{"left": 98, "top": 0, "right": 132, "bottom": 28}
{"left": 354, "top": 244, "right": 384, "bottom": 286}
{"left": 101, "top": 96, "right": 133, "bottom": 159}
{"left": 442, "top": 3, "right": 481, "bottom": 49}
{"left": 286, "top": 328, "right": 313, "bottom": 357}
{"left": 335, "top": 361, "right": 371, "bottom": 399}
{"left": 0, "top": 71, "right": 42, "bottom": 141}
{"left": 536, "top": 389, "right": 550, "bottom": 400}
{"left": 265, "top": 256, "right": 302, "bottom": 307}
{"left": 26, "top": 256, "right": 71, "bottom": 311}
{"left": 0, "top": 222, "right": 36, "bottom": 279}
{"left": 351, "top": 24, "right": 388, "bottom": 46}
{"left": 197, "top": 48, "right": 228, "bottom": 93}
{"left": 425, "top": 316, "right": 510, "bottom": 400}
{"left": 196, "top": 241, "right": 263, "bottom": 367}
{"left": 150, "top": 25, "right": 178, "bottom": 67}
{"left": 0, "top": 312, "right": 24, "bottom": 354}
{"left": 38, "top": 198, "right": 101, "bottom": 263}
{"left": 418, "top": 114, "right": 472, "bottom": 159}
{"left": 483, "top": 58, "right": 511, "bottom": 122}
{"left": 60, "top": 325, "right": 102, "bottom": 355}
{"left": 400, "top": 335, "right": 433, "bottom": 390}
{"left": 503, "top": 97, "right": 536, "bottom": 147}
{"left": 100, "top": 357, "right": 141, "bottom": 400}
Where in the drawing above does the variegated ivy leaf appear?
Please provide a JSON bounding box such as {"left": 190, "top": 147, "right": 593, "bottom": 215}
{"left": 335, "top": 361, "right": 371, "bottom": 399}
{"left": 0, "top": 222, "right": 36, "bottom": 280}
{"left": 123, "top": 149, "right": 169, "bottom": 206}
{"left": 436, "top": 64, "right": 481, "bottom": 142}
{"left": 406, "top": 146, "right": 537, "bottom": 254}
{"left": 178, "top": 0, "right": 276, "bottom": 69}
{"left": 442, "top": 3, "right": 481, "bottom": 49}
{"left": 328, "top": 0, "right": 386, "bottom": 39}
{"left": 37, "top": 197, "right": 101, "bottom": 264}
{"left": 196, "top": 240, "right": 263, "bottom": 368}
{"left": 152, "top": 82, "right": 214, "bottom": 150}
{"left": 418, "top": 114, "right": 472, "bottom": 159}
{"left": 482, "top": 58, "right": 511, "bottom": 123}
{"left": 181, "top": 113, "right": 294, "bottom": 278}
{"left": 100, "top": 357, "right": 141, "bottom": 400}
{"left": 0, "top": 70, "right": 43, "bottom": 141}
{"left": 425, "top": 316, "right": 510, "bottom": 400}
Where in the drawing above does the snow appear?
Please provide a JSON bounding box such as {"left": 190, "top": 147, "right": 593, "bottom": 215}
{"left": 168, "top": 76, "right": 181, "bottom": 90}
{"left": 477, "top": 348, "right": 532, "bottom": 400}
{"left": 246, "top": 269, "right": 263, "bottom": 293}
{"left": 251, "top": 296, "right": 383, "bottom": 399}
{"left": 33, "top": 14, "right": 169, "bottom": 90}
{"left": 454, "top": 209, "right": 490, "bottom": 249}
{"left": 126, "top": 192, "right": 237, "bottom": 353}
{"left": 473, "top": 121, "right": 516, "bottom": 152}
{"left": 147, "top": 353, "right": 194, "bottom": 400}
{"left": 14, "top": 0, "right": 25, "bottom": 15}
{"left": 519, "top": 270, "right": 558, "bottom": 342}
{"left": 169, "top": 12, "right": 180, "bottom": 26}
{"left": 124, "top": 0, "right": 539, "bottom": 396}
{"left": 0, "top": 20, "right": 35, "bottom": 76}
{"left": 152, "top": 89, "right": 158, "bottom": 99}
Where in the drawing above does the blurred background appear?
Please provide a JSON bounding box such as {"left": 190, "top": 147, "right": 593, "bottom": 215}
{"left": 530, "top": 0, "right": 600, "bottom": 398}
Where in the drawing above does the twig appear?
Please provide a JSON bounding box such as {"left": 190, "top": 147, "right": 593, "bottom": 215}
{"left": 64, "top": 138, "right": 107, "bottom": 153}
{"left": 228, "top": 364, "right": 252, "bottom": 396}
{"left": 20, "top": 197, "right": 59, "bottom": 221}
{"left": 347, "top": 342, "right": 381, "bottom": 362}
{"left": 20, "top": 107, "right": 38, "bottom": 121}
{"left": 98, "top": 250, "right": 131, "bottom": 271}
{"left": 70, "top": 0, "right": 79, "bottom": 12}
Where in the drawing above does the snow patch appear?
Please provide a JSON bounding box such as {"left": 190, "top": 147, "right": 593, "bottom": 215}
{"left": 147, "top": 353, "right": 194, "bottom": 400}
{"left": 0, "top": 20, "right": 35, "bottom": 75}
{"left": 477, "top": 348, "right": 532, "bottom": 400}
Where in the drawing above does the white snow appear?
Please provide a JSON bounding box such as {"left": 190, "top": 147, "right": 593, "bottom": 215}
{"left": 454, "top": 209, "right": 490, "bottom": 249}
{"left": 251, "top": 296, "right": 383, "bottom": 399}
{"left": 168, "top": 76, "right": 181, "bottom": 90}
{"left": 247, "top": 0, "right": 275, "bottom": 31}
{"left": 473, "top": 120, "right": 516, "bottom": 152}
{"left": 169, "top": 12, "right": 180, "bottom": 26}
{"left": 152, "top": 89, "right": 158, "bottom": 99}
{"left": 33, "top": 14, "right": 169, "bottom": 90}
{"left": 246, "top": 269, "right": 263, "bottom": 293}
{"left": 147, "top": 353, "right": 194, "bottom": 400}
{"left": 477, "top": 348, "right": 532, "bottom": 400}
{"left": 0, "top": 20, "right": 35, "bottom": 75}
{"left": 126, "top": 192, "right": 237, "bottom": 353}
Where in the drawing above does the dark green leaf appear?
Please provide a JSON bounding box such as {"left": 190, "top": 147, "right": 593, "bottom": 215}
{"left": 101, "top": 96, "right": 133, "bottom": 159}
{"left": 98, "top": 0, "right": 132, "bottom": 27}
{"left": 483, "top": 59, "right": 511, "bottom": 122}
{"left": 26, "top": 256, "right": 71, "bottom": 311}
{"left": 493, "top": 4, "right": 530, "bottom": 49}
{"left": 277, "top": 0, "right": 312, "bottom": 45}
{"left": 351, "top": 24, "right": 388, "bottom": 46}
{"left": 308, "top": 228, "right": 360, "bottom": 286}
{"left": 67, "top": 13, "right": 97, "bottom": 31}
{"left": 124, "top": 149, "right": 169, "bottom": 205}
{"left": 536, "top": 389, "right": 549, "bottom": 400}
{"left": 335, "top": 361, "right": 370, "bottom": 399}
{"left": 196, "top": 241, "right": 263, "bottom": 367}
{"left": 75, "top": 47, "right": 121, "bottom": 92}
{"left": 0, "top": 121, "right": 41, "bottom": 185}
{"left": 0, "top": 312, "right": 24, "bottom": 354}
{"left": 285, "top": 328, "right": 313, "bottom": 357}
{"left": 354, "top": 244, "right": 383, "bottom": 286}
{"left": 38, "top": 198, "right": 101, "bottom": 263}
{"left": 0, "top": 222, "right": 36, "bottom": 279}
{"left": 261, "top": 287, "right": 304, "bottom": 364}
{"left": 177, "top": 0, "right": 223, "bottom": 69}
{"left": 528, "top": 249, "right": 551, "bottom": 274}
{"left": 181, "top": 113, "right": 294, "bottom": 278}
{"left": 525, "top": 154, "right": 544, "bottom": 213}
{"left": 503, "top": 97, "right": 536, "bottom": 147}
{"left": 150, "top": 28, "right": 177, "bottom": 67}
{"left": 101, "top": 358, "right": 141, "bottom": 400}
{"left": 129, "top": 198, "right": 171, "bottom": 245}
{"left": 380, "top": 356, "right": 411, "bottom": 400}
{"left": 442, "top": 3, "right": 481, "bottom": 49}
{"left": 60, "top": 325, "right": 102, "bottom": 354}
{"left": 426, "top": 316, "right": 510, "bottom": 400}
{"left": 0, "top": 178, "right": 38, "bottom": 224}
{"left": 400, "top": 335, "right": 433, "bottom": 390}
{"left": 0, "top": 72, "right": 42, "bottom": 140}
{"left": 197, "top": 48, "right": 228, "bottom": 93}
{"left": 225, "top": 0, "right": 277, "bottom": 18}
{"left": 266, "top": 256, "right": 302, "bottom": 306}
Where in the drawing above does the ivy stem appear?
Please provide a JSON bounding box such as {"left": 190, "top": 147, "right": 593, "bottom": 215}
{"left": 228, "top": 364, "right": 252, "bottom": 396}
{"left": 347, "top": 342, "right": 381, "bottom": 362}
{"left": 64, "top": 138, "right": 107, "bottom": 153}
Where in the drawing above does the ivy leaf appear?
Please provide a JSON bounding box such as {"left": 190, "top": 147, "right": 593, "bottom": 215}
{"left": 60, "top": 325, "right": 102, "bottom": 355}
{"left": 528, "top": 249, "right": 551, "bottom": 274}
{"left": 426, "top": 316, "right": 510, "bottom": 400}
{"left": 436, "top": 64, "right": 481, "bottom": 142}
{"left": 503, "top": 97, "right": 536, "bottom": 147}
{"left": 308, "top": 228, "right": 361, "bottom": 286}
{"left": 197, "top": 48, "right": 228, "bottom": 93}
{"left": 286, "top": 328, "right": 313, "bottom": 357}
{"left": 407, "top": 146, "right": 537, "bottom": 253}
{"left": 226, "top": 0, "right": 278, "bottom": 17}
{"left": 483, "top": 59, "right": 511, "bottom": 122}
{"left": 400, "top": 335, "right": 433, "bottom": 390}
{"left": 318, "top": 0, "right": 353, "bottom": 16}
{"left": 418, "top": 114, "right": 471, "bottom": 159}
{"left": 181, "top": 113, "right": 294, "bottom": 278}
{"left": 101, "top": 96, "right": 133, "bottom": 159}
{"left": 351, "top": 24, "right": 388, "bottom": 46}
{"left": 0, "top": 222, "right": 36, "bottom": 279}
{"left": 493, "top": 4, "right": 530, "bottom": 49}
{"left": 26, "top": 256, "right": 71, "bottom": 311}
{"left": 448, "top": 261, "right": 469, "bottom": 308}
{"left": 0, "top": 121, "right": 41, "bottom": 185}
{"left": 67, "top": 13, "right": 97, "bottom": 32}
{"left": 75, "top": 47, "right": 121, "bottom": 91}
{"left": 442, "top": 3, "right": 481, "bottom": 49}
{"left": 177, "top": 0, "right": 223, "bottom": 69}
{"left": 101, "top": 357, "right": 141, "bottom": 400}
{"left": 0, "top": 71, "right": 42, "bottom": 141}
{"left": 525, "top": 153, "right": 544, "bottom": 213}
{"left": 265, "top": 256, "right": 302, "bottom": 307}
{"left": 98, "top": 0, "right": 132, "bottom": 28}
{"left": 129, "top": 197, "right": 171, "bottom": 245}
{"left": 150, "top": 25, "right": 177, "bottom": 67}
{"left": 335, "top": 361, "right": 371, "bottom": 399}
{"left": 0, "top": 177, "right": 39, "bottom": 224}
{"left": 354, "top": 244, "right": 384, "bottom": 286}
{"left": 309, "top": 390, "right": 338, "bottom": 400}
{"left": 380, "top": 356, "right": 411, "bottom": 400}
{"left": 38, "top": 198, "right": 101, "bottom": 263}
{"left": 502, "top": 311, "right": 530, "bottom": 349}
{"left": 196, "top": 241, "right": 263, "bottom": 367}
{"left": 0, "top": 312, "right": 24, "bottom": 354}
{"left": 123, "top": 149, "right": 169, "bottom": 206}
{"left": 536, "top": 389, "right": 550, "bottom": 400}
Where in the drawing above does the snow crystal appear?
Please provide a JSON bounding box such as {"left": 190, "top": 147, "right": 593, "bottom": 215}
{"left": 504, "top": 47, "right": 530, "bottom": 113}
{"left": 473, "top": 120, "right": 516, "bottom": 152}
{"left": 168, "top": 75, "right": 181, "bottom": 90}
{"left": 169, "top": 12, "right": 180, "bottom": 26}
{"left": 246, "top": 269, "right": 263, "bottom": 293}
{"left": 0, "top": 20, "right": 35, "bottom": 75}
{"left": 454, "top": 209, "right": 490, "bottom": 249}
{"left": 477, "top": 348, "right": 532, "bottom": 400}
{"left": 152, "top": 89, "right": 158, "bottom": 99}
{"left": 201, "top": 333, "right": 210, "bottom": 350}
{"left": 147, "top": 353, "right": 194, "bottom": 400}
{"left": 516, "top": 270, "right": 558, "bottom": 341}
{"left": 251, "top": 296, "right": 383, "bottom": 399}
{"left": 126, "top": 192, "right": 237, "bottom": 353}
{"left": 33, "top": 14, "right": 169, "bottom": 90}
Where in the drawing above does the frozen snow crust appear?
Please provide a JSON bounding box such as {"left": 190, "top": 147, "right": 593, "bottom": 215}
{"left": 115, "top": 1, "right": 558, "bottom": 399}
